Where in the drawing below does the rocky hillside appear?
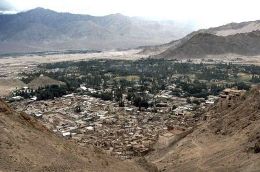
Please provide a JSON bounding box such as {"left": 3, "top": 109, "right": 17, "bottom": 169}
{"left": 159, "top": 31, "right": 260, "bottom": 58}
{"left": 0, "top": 8, "right": 193, "bottom": 54}
{"left": 0, "top": 78, "right": 26, "bottom": 96}
{"left": 147, "top": 87, "right": 260, "bottom": 171}
{"left": 27, "top": 75, "right": 65, "bottom": 90}
{"left": 141, "top": 20, "right": 260, "bottom": 58}
{"left": 206, "top": 20, "right": 260, "bottom": 36}
{"left": 0, "top": 99, "right": 145, "bottom": 172}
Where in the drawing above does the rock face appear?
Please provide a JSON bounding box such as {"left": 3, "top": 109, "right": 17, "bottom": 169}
{"left": 0, "top": 8, "right": 193, "bottom": 54}
{"left": 147, "top": 87, "right": 260, "bottom": 172}
{"left": 0, "top": 99, "right": 145, "bottom": 172}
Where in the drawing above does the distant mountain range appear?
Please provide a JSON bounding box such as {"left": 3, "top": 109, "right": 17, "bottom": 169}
{"left": 142, "top": 20, "right": 260, "bottom": 58}
{"left": 0, "top": 8, "right": 193, "bottom": 54}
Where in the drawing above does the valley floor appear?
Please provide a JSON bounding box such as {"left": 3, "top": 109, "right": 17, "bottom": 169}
{"left": 1, "top": 50, "right": 260, "bottom": 171}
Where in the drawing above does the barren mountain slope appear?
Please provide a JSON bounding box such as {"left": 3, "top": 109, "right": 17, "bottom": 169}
{"left": 0, "top": 8, "right": 193, "bottom": 54}
{"left": 0, "top": 100, "right": 145, "bottom": 172}
{"left": 158, "top": 31, "right": 260, "bottom": 58}
{"left": 143, "top": 20, "right": 260, "bottom": 58}
{"left": 27, "top": 75, "right": 65, "bottom": 90}
{"left": 0, "top": 78, "right": 26, "bottom": 96}
{"left": 210, "top": 20, "right": 260, "bottom": 36}
{"left": 147, "top": 87, "right": 260, "bottom": 172}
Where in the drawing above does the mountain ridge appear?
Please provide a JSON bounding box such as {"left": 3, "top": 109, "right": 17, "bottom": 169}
{"left": 158, "top": 30, "right": 260, "bottom": 58}
{"left": 0, "top": 8, "right": 193, "bottom": 54}
{"left": 140, "top": 19, "right": 260, "bottom": 58}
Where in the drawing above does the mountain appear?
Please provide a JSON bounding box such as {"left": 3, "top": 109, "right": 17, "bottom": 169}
{"left": 204, "top": 20, "right": 260, "bottom": 36}
{"left": 147, "top": 87, "right": 260, "bottom": 171}
{"left": 142, "top": 20, "right": 260, "bottom": 58}
{"left": 0, "top": 99, "right": 146, "bottom": 172}
{"left": 0, "top": 8, "right": 193, "bottom": 54}
{"left": 159, "top": 31, "right": 260, "bottom": 58}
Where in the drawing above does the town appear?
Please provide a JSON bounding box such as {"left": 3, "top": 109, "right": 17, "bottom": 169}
{"left": 6, "top": 58, "right": 260, "bottom": 159}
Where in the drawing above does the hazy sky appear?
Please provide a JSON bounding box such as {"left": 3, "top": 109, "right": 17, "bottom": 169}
{"left": 1, "top": 0, "right": 260, "bottom": 28}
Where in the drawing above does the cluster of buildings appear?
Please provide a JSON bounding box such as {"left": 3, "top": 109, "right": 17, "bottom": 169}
{"left": 10, "top": 80, "right": 245, "bottom": 160}
{"left": 220, "top": 88, "right": 246, "bottom": 99}
{"left": 12, "top": 91, "right": 203, "bottom": 159}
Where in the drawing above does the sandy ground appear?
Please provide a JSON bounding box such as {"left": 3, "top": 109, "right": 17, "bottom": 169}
{"left": 216, "top": 22, "right": 260, "bottom": 36}
{"left": 0, "top": 78, "right": 26, "bottom": 96}
{"left": 204, "top": 54, "right": 260, "bottom": 66}
{"left": 0, "top": 49, "right": 145, "bottom": 64}
{"left": 0, "top": 49, "right": 146, "bottom": 78}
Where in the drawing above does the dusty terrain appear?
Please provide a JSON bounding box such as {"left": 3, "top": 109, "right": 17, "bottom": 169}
{"left": 146, "top": 87, "right": 260, "bottom": 171}
{"left": 0, "top": 99, "right": 146, "bottom": 172}
{"left": 158, "top": 31, "right": 260, "bottom": 58}
{"left": 0, "top": 49, "right": 145, "bottom": 77}
{"left": 0, "top": 78, "right": 26, "bottom": 97}
{"left": 28, "top": 75, "right": 65, "bottom": 90}
{"left": 215, "top": 21, "right": 260, "bottom": 36}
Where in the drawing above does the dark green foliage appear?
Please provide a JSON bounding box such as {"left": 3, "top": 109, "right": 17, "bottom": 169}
{"left": 35, "top": 85, "right": 68, "bottom": 100}
{"left": 251, "top": 75, "right": 260, "bottom": 83}
{"left": 90, "top": 91, "right": 113, "bottom": 101}
{"left": 179, "top": 80, "right": 209, "bottom": 98}
{"left": 19, "top": 59, "right": 260, "bottom": 104}
{"left": 13, "top": 89, "right": 34, "bottom": 99}
{"left": 232, "top": 82, "right": 251, "bottom": 90}
{"left": 133, "top": 96, "right": 149, "bottom": 110}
